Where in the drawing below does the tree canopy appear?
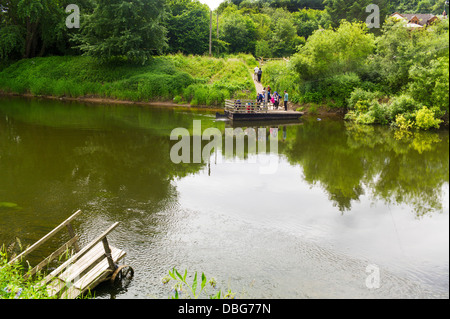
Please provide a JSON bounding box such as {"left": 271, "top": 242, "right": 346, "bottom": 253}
{"left": 72, "top": 0, "right": 167, "bottom": 64}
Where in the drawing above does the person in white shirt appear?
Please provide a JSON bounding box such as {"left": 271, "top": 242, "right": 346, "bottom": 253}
{"left": 254, "top": 66, "right": 259, "bottom": 81}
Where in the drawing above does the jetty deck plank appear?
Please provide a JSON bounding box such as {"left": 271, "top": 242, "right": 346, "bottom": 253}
{"left": 16, "top": 211, "right": 131, "bottom": 299}
{"left": 58, "top": 245, "right": 126, "bottom": 299}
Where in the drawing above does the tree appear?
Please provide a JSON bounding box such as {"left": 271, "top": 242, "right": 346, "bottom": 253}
{"left": 219, "top": 8, "right": 257, "bottom": 54}
{"left": 293, "top": 8, "right": 331, "bottom": 39}
{"left": 73, "top": 0, "right": 167, "bottom": 64}
{"left": 255, "top": 39, "right": 271, "bottom": 57}
{"left": 324, "top": 0, "right": 389, "bottom": 29}
{"left": 292, "top": 21, "right": 375, "bottom": 81}
{"left": 0, "top": 0, "right": 74, "bottom": 59}
{"left": 165, "top": 0, "right": 210, "bottom": 55}
{"left": 270, "top": 12, "right": 300, "bottom": 57}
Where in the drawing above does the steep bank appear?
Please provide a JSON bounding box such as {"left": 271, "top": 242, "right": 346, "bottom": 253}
{"left": 0, "top": 54, "right": 256, "bottom": 108}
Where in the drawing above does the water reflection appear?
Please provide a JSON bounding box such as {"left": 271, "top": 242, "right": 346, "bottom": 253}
{"left": 0, "top": 97, "right": 448, "bottom": 298}
{"left": 281, "top": 120, "right": 449, "bottom": 215}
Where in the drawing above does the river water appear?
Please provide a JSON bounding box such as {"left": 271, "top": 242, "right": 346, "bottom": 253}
{"left": 0, "top": 96, "right": 448, "bottom": 299}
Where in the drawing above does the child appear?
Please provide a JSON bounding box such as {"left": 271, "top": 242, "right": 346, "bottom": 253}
{"left": 273, "top": 92, "right": 279, "bottom": 110}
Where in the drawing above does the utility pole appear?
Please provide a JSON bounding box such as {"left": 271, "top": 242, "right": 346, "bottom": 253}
{"left": 209, "top": 10, "right": 212, "bottom": 57}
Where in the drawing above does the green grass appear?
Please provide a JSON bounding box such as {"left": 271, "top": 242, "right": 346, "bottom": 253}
{"left": 0, "top": 54, "right": 256, "bottom": 106}
{"left": 1, "top": 246, "right": 54, "bottom": 299}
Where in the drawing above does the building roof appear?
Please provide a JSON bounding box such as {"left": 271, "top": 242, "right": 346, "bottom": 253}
{"left": 391, "top": 13, "right": 438, "bottom": 26}
{"left": 406, "top": 23, "right": 423, "bottom": 28}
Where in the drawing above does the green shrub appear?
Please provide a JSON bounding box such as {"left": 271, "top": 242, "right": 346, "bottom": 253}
{"left": 173, "top": 95, "right": 183, "bottom": 104}
{"left": 386, "top": 94, "right": 422, "bottom": 121}
{"left": 321, "top": 72, "right": 361, "bottom": 107}
{"left": 367, "top": 101, "right": 389, "bottom": 125}
{"left": 302, "top": 91, "right": 324, "bottom": 104}
{"left": 347, "top": 88, "right": 383, "bottom": 110}
{"left": 413, "top": 106, "right": 443, "bottom": 130}
{"left": 392, "top": 113, "right": 415, "bottom": 131}
{"left": 355, "top": 112, "right": 376, "bottom": 125}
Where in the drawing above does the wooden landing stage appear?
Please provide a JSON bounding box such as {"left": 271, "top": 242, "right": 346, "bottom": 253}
{"left": 220, "top": 99, "right": 304, "bottom": 122}
{"left": 8, "top": 210, "right": 133, "bottom": 299}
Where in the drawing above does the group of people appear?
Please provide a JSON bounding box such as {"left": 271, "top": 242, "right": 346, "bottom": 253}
{"left": 254, "top": 66, "right": 289, "bottom": 111}
{"left": 256, "top": 85, "right": 289, "bottom": 111}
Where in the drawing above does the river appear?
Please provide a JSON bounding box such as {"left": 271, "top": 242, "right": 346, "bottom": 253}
{"left": 0, "top": 96, "right": 448, "bottom": 299}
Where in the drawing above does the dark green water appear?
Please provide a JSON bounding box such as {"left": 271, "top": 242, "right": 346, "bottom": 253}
{"left": 0, "top": 96, "right": 448, "bottom": 298}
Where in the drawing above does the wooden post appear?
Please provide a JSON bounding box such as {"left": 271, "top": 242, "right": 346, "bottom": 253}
{"left": 102, "top": 237, "right": 116, "bottom": 271}
{"left": 66, "top": 222, "right": 80, "bottom": 253}
{"left": 209, "top": 10, "right": 212, "bottom": 56}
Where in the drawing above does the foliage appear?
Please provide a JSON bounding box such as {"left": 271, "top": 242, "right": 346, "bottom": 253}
{"left": 407, "top": 56, "right": 449, "bottom": 114}
{"left": 292, "top": 8, "right": 331, "bottom": 39}
{"left": 385, "top": 94, "right": 421, "bottom": 121}
{"left": 0, "top": 54, "right": 255, "bottom": 106}
{"left": 393, "top": 113, "right": 415, "bottom": 131}
{"left": 261, "top": 59, "right": 301, "bottom": 102}
{"left": 164, "top": 0, "right": 210, "bottom": 55}
{"left": 162, "top": 268, "right": 236, "bottom": 299}
{"left": 414, "top": 106, "right": 443, "bottom": 130}
{"left": 291, "top": 21, "right": 375, "bottom": 81}
{"left": 0, "top": 0, "right": 72, "bottom": 59}
{"left": 72, "top": 0, "right": 167, "bottom": 64}
{"left": 220, "top": 8, "right": 257, "bottom": 54}
{"left": 321, "top": 72, "right": 362, "bottom": 107}
{"left": 0, "top": 245, "right": 53, "bottom": 299}
{"left": 324, "top": 0, "right": 390, "bottom": 29}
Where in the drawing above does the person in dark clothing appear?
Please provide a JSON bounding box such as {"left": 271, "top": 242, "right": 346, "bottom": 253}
{"left": 257, "top": 68, "right": 262, "bottom": 82}
{"left": 284, "top": 90, "right": 289, "bottom": 111}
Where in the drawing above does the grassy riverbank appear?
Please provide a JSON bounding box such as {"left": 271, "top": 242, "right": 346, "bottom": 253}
{"left": 0, "top": 54, "right": 256, "bottom": 107}
{"left": 0, "top": 248, "right": 52, "bottom": 299}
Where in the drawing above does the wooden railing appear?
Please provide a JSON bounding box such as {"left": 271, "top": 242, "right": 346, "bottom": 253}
{"left": 225, "top": 99, "right": 269, "bottom": 114}
{"left": 7, "top": 210, "right": 132, "bottom": 298}
{"left": 9, "top": 210, "right": 83, "bottom": 273}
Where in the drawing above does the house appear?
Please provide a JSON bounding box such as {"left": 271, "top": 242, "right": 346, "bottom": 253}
{"left": 391, "top": 12, "right": 440, "bottom": 28}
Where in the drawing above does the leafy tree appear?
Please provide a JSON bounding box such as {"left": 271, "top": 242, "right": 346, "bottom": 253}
{"left": 72, "top": 0, "right": 167, "bottom": 64}
{"left": 262, "top": 0, "right": 325, "bottom": 11}
{"left": 255, "top": 39, "right": 271, "bottom": 57}
{"left": 292, "top": 21, "right": 375, "bottom": 81}
{"left": 0, "top": 0, "right": 78, "bottom": 59}
{"left": 292, "top": 8, "right": 331, "bottom": 39}
{"left": 368, "top": 17, "right": 449, "bottom": 95}
{"left": 270, "top": 11, "right": 301, "bottom": 56}
{"left": 165, "top": 0, "right": 210, "bottom": 55}
{"left": 324, "top": 0, "right": 389, "bottom": 29}
{"left": 219, "top": 8, "right": 257, "bottom": 54}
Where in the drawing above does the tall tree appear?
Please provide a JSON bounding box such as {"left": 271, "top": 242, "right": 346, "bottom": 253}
{"left": 219, "top": 8, "right": 257, "bottom": 54}
{"left": 73, "top": 0, "right": 167, "bottom": 64}
{"left": 0, "top": 0, "right": 73, "bottom": 59}
{"left": 324, "top": 0, "right": 389, "bottom": 29}
{"left": 165, "top": 0, "right": 210, "bottom": 55}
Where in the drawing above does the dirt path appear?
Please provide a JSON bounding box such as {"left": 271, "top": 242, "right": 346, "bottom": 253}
{"left": 250, "top": 69, "right": 263, "bottom": 94}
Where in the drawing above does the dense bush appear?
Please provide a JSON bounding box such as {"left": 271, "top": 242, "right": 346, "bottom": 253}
{"left": 414, "top": 106, "right": 443, "bottom": 130}
{"left": 321, "top": 73, "right": 362, "bottom": 107}
{"left": 346, "top": 91, "right": 444, "bottom": 130}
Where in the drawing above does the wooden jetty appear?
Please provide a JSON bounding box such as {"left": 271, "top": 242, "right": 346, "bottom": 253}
{"left": 220, "top": 99, "right": 304, "bottom": 122}
{"left": 8, "top": 210, "right": 133, "bottom": 299}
